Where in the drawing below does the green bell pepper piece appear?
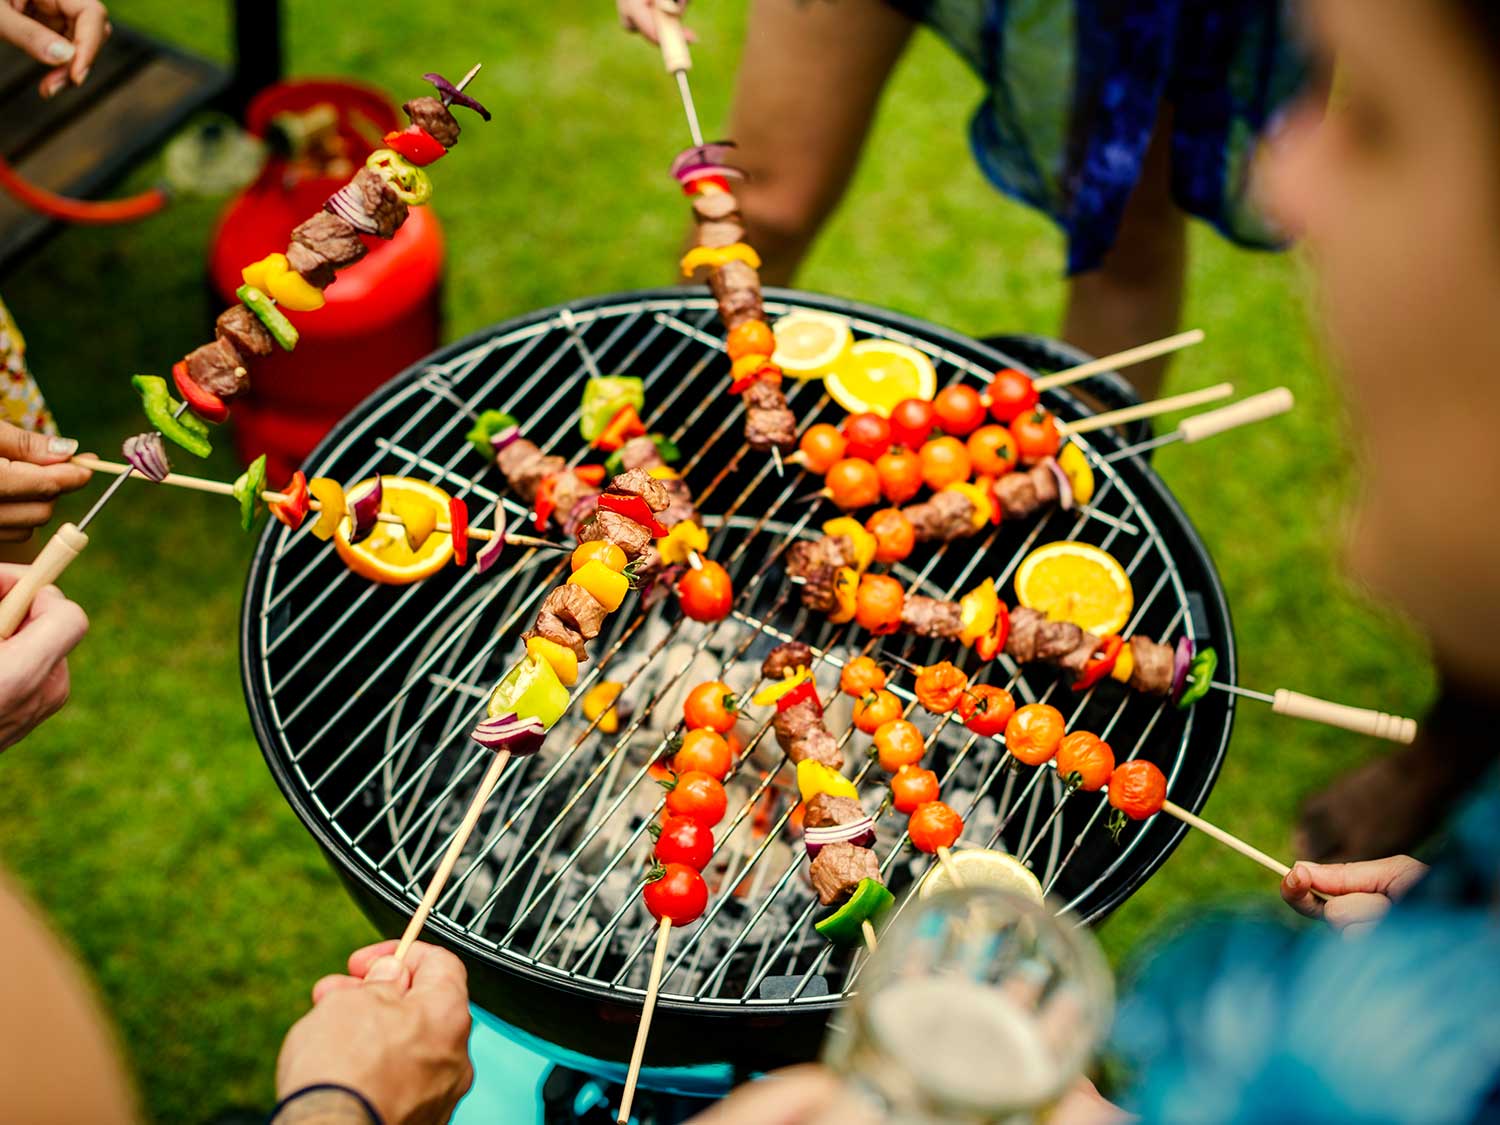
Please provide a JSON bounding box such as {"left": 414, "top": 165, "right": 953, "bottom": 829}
{"left": 579, "top": 376, "right": 644, "bottom": 442}
{"left": 232, "top": 454, "right": 268, "bottom": 531}
{"left": 1176, "top": 645, "right": 1218, "bottom": 710}
{"left": 237, "top": 284, "right": 299, "bottom": 350}
{"left": 465, "top": 410, "right": 520, "bottom": 459}
{"left": 487, "top": 653, "right": 570, "bottom": 730}
{"left": 603, "top": 433, "right": 679, "bottom": 477}
{"left": 814, "top": 877, "right": 894, "bottom": 948}
{"left": 130, "top": 375, "right": 212, "bottom": 459}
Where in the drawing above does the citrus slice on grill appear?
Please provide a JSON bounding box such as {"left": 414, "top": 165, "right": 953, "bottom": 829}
{"left": 334, "top": 476, "right": 454, "bottom": 584}
{"left": 771, "top": 311, "right": 853, "bottom": 380}
{"left": 1014, "top": 541, "right": 1133, "bottom": 637}
{"left": 825, "top": 339, "right": 937, "bottom": 417}
{"left": 918, "top": 849, "right": 1044, "bottom": 904}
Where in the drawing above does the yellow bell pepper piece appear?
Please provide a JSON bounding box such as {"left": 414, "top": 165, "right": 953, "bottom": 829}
{"left": 526, "top": 635, "right": 579, "bottom": 687}
{"left": 751, "top": 668, "right": 812, "bottom": 707}
{"left": 1111, "top": 642, "right": 1135, "bottom": 684}
{"left": 827, "top": 566, "right": 858, "bottom": 625}
{"left": 568, "top": 560, "right": 630, "bottom": 613}
{"left": 945, "top": 482, "right": 993, "bottom": 530}
{"left": 658, "top": 519, "right": 709, "bottom": 567}
{"left": 403, "top": 503, "right": 438, "bottom": 551}
{"left": 242, "top": 253, "right": 288, "bottom": 293}
{"left": 958, "top": 579, "right": 1000, "bottom": 647}
{"left": 583, "top": 681, "right": 624, "bottom": 734}
{"left": 821, "top": 517, "right": 877, "bottom": 573}
{"left": 679, "top": 242, "right": 762, "bottom": 278}
{"left": 308, "top": 478, "right": 345, "bottom": 542}
{"left": 1057, "top": 443, "right": 1095, "bottom": 506}
{"left": 266, "top": 265, "right": 326, "bottom": 312}
{"left": 647, "top": 465, "right": 680, "bottom": 481}
{"left": 797, "top": 759, "right": 859, "bottom": 803}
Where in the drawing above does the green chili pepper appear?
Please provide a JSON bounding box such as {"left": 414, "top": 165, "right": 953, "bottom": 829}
{"left": 579, "top": 376, "right": 645, "bottom": 442}
{"left": 237, "top": 284, "right": 299, "bottom": 350}
{"left": 232, "top": 454, "right": 268, "bottom": 531}
{"left": 130, "top": 375, "right": 212, "bottom": 459}
{"left": 604, "top": 433, "right": 679, "bottom": 476}
{"left": 465, "top": 410, "right": 520, "bottom": 459}
{"left": 365, "top": 149, "right": 433, "bottom": 205}
{"left": 814, "top": 877, "right": 894, "bottom": 948}
{"left": 1176, "top": 645, "right": 1218, "bottom": 710}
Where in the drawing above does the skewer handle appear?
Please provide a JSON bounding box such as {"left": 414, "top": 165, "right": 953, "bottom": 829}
{"left": 618, "top": 916, "right": 672, "bottom": 1124}
{"left": 1059, "top": 382, "right": 1234, "bottom": 437}
{"left": 1271, "top": 690, "right": 1418, "bottom": 745}
{"left": 1032, "top": 329, "right": 1206, "bottom": 392}
{"left": 1161, "top": 799, "right": 1290, "bottom": 878}
{"left": 654, "top": 0, "right": 692, "bottom": 74}
{"left": 0, "top": 522, "right": 89, "bottom": 640}
{"left": 1177, "top": 387, "right": 1295, "bottom": 444}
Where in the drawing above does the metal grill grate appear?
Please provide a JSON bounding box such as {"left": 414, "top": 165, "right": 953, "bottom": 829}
{"left": 242, "top": 289, "right": 1234, "bottom": 1025}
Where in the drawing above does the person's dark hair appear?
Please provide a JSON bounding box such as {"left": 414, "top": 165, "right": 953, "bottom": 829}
{"left": 1458, "top": 0, "right": 1500, "bottom": 61}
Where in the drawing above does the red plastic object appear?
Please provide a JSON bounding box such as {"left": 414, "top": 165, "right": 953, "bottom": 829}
{"left": 208, "top": 79, "right": 445, "bottom": 480}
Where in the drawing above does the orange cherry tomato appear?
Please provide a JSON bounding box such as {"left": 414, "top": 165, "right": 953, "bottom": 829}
{"left": 987, "top": 368, "right": 1039, "bottom": 423}
{"left": 677, "top": 560, "right": 734, "bottom": 622}
{"left": 854, "top": 573, "right": 905, "bottom": 635}
{"left": 684, "top": 681, "right": 739, "bottom": 733}
{"left": 865, "top": 508, "right": 915, "bottom": 564}
{"left": 842, "top": 412, "right": 893, "bottom": 462}
{"left": 933, "top": 384, "right": 987, "bottom": 436}
{"left": 726, "top": 319, "right": 774, "bottom": 360}
{"left": 967, "top": 425, "right": 1019, "bottom": 476}
{"left": 1004, "top": 703, "right": 1066, "bottom": 766}
{"left": 908, "top": 800, "right": 963, "bottom": 853}
{"left": 889, "top": 397, "right": 937, "bottom": 449}
{"left": 1011, "top": 409, "right": 1062, "bottom": 463}
{"left": 798, "top": 424, "right": 847, "bottom": 474}
{"left": 826, "top": 458, "right": 882, "bottom": 510}
{"left": 665, "top": 770, "right": 728, "bottom": 828}
{"left": 913, "top": 660, "right": 968, "bottom": 714}
{"left": 873, "top": 719, "right": 925, "bottom": 772}
{"left": 874, "top": 447, "right": 924, "bottom": 504}
{"left": 956, "top": 683, "right": 1016, "bottom": 737}
{"left": 919, "top": 436, "right": 972, "bottom": 491}
{"left": 1108, "top": 759, "right": 1167, "bottom": 820}
{"left": 853, "top": 688, "right": 903, "bottom": 733}
{"left": 890, "top": 765, "right": 939, "bottom": 814}
{"left": 673, "top": 728, "right": 733, "bottom": 780}
{"left": 840, "top": 655, "right": 887, "bottom": 697}
{"left": 1056, "top": 731, "right": 1115, "bottom": 792}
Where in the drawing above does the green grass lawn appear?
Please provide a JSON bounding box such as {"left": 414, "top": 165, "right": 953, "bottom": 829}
{"left": 0, "top": 3, "right": 1434, "bottom": 1121}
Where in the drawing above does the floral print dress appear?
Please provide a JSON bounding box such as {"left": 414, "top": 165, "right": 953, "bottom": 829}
{"left": 1, "top": 294, "right": 56, "bottom": 435}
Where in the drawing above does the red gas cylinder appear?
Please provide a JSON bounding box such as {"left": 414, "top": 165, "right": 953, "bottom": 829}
{"left": 208, "top": 79, "right": 444, "bottom": 480}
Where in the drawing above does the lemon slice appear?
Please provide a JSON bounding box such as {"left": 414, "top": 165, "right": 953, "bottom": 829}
{"left": 825, "top": 339, "right": 937, "bottom": 417}
{"left": 771, "top": 311, "right": 853, "bottom": 380}
{"left": 334, "top": 477, "right": 454, "bottom": 585}
{"left": 1014, "top": 541, "right": 1133, "bottom": 637}
{"left": 919, "top": 849, "right": 1044, "bottom": 904}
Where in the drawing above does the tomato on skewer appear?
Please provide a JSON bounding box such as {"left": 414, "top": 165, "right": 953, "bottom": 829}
{"left": 643, "top": 862, "right": 709, "bottom": 924}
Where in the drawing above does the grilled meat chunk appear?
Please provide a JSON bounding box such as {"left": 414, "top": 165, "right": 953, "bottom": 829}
{"left": 743, "top": 377, "right": 797, "bottom": 451}
{"left": 659, "top": 484, "right": 696, "bottom": 528}
{"left": 284, "top": 242, "right": 336, "bottom": 290}
{"left": 216, "top": 304, "right": 274, "bottom": 360}
{"left": 403, "top": 96, "right": 461, "bottom": 149}
{"left": 1030, "top": 462, "right": 1060, "bottom": 505}
{"left": 906, "top": 489, "right": 978, "bottom": 542}
{"left": 709, "top": 258, "right": 763, "bottom": 330}
{"left": 288, "top": 211, "right": 368, "bottom": 288}
{"left": 604, "top": 467, "right": 671, "bottom": 513}
{"left": 184, "top": 339, "right": 248, "bottom": 399}
{"left": 691, "top": 190, "right": 741, "bottom": 225}
{"left": 523, "top": 610, "right": 587, "bottom": 660}
{"left": 774, "top": 699, "right": 844, "bottom": 769}
{"left": 901, "top": 595, "right": 963, "bottom": 639}
{"left": 804, "top": 793, "right": 866, "bottom": 830}
{"left": 1005, "top": 607, "right": 1047, "bottom": 664}
{"left": 773, "top": 697, "right": 822, "bottom": 748}
{"left": 995, "top": 464, "right": 1060, "bottom": 520}
{"left": 495, "top": 439, "right": 567, "bottom": 505}
{"left": 542, "top": 584, "right": 607, "bottom": 640}
{"left": 618, "top": 435, "right": 665, "bottom": 472}
{"left": 1033, "top": 621, "right": 1086, "bottom": 665}
{"left": 762, "top": 641, "right": 814, "bottom": 681}
{"left": 1129, "top": 636, "right": 1175, "bottom": 695}
{"left": 790, "top": 726, "right": 843, "bottom": 769}
{"left": 579, "top": 509, "right": 653, "bottom": 559}
{"left": 799, "top": 569, "right": 838, "bottom": 613}
{"left": 351, "top": 167, "right": 409, "bottom": 239}
{"left": 550, "top": 472, "right": 599, "bottom": 530}
{"left": 809, "top": 842, "right": 881, "bottom": 906}
{"left": 786, "top": 535, "right": 855, "bottom": 581}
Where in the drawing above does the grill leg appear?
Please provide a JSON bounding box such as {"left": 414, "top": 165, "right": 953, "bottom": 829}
{"left": 227, "top": 0, "right": 283, "bottom": 118}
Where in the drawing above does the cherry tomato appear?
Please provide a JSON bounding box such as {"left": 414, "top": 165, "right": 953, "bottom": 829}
{"left": 1108, "top": 760, "right": 1167, "bottom": 820}
{"left": 666, "top": 770, "right": 728, "bottom": 827}
{"left": 826, "top": 458, "right": 882, "bottom": 510}
{"left": 684, "top": 681, "right": 738, "bottom": 732}
{"left": 966, "top": 425, "right": 1018, "bottom": 476}
{"left": 865, "top": 508, "right": 915, "bottom": 564}
{"left": 1004, "top": 703, "right": 1066, "bottom": 766}
{"left": 654, "top": 815, "right": 714, "bottom": 869}
{"left": 933, "top": 384, "right": 986, "bottom": 436}
{"left": 1056, "top": 731, "right": 1115, "bottom": 792}
{"left": 889, "top": 397, "right": 937, "bottom": 449}
{"left": 987, "top": 368, "right": 1039, "bottom": 423}
{"left": 798, "top": 424, "right": 847, "bottom": 474}
{"left": 914, "top": 660, "right": 968, "bottom": 714}
{"left": 874, "top": 447, "right": 924, "bottom": 504}
{"left": 890, "top": 764, "right": 939, "bottom": 814}
{"left": 855, "top": 573, "right": 905, "bottom": 635}
{"left": 956, "top": 683, "right": 1016, "bottom": 737}
{"left": 677, "top": 560, "right": 734, "bottom": 623}
{"left": 919, "top": 437, "right": 972, "bottom": 491}
{"left": 1011, "top": 409, "right": 1061, "bottom": 463}
{"left": 643, "top": 861, "right": 709, "bottom": 924}
{"left": 874, "top": 719, "right": 925, "bottom": 772}
{"left": 842, "top": 412, "right": 893, "bottom": 462}
{"left": 908, "top": 800, "right": 963, "bottom": 853}
{"left": 853, "top": 688, "right": 903, "bottom": 733}
{"left": 726, "top": 319, "right": 774, "bottom": 360}
{"left": 673, "top": 728, "right": 733, "bottom": 780}
{"left": 839, "top": 656, "right": 887, "bottom": 697}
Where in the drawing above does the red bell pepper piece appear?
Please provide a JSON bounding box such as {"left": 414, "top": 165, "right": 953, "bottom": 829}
{"left": 974, "top": 603, "right": 1010, "bottom": 661}
{"left": 574, "top": 463, "right": 607, "bottom": 487}
{"left": 594, "top": 405, "right": 647, "bottom": 452}
{"left": 534, "top": 475, "right": 558, "bottom": 533}
{"left": 1072, "top": 634, "right": 1124, "bottom": 692}
{"left": 269, "top": 471, "right": 311, "bottom": 530}
{"left": 684, "top": 175, "right": 731, "bottom": 196}
{"left": 775, "top": 679, "right": 822, "bottom": 715}
{"left": 597, "top": 492, "right": 669, "bottom": 537}
{"left": 171, "top": 360, "right": 229, "bottom": 425}
{"left": 449, "top": 497, "right": 470, "bottom": 566}
{"left": 383, "top": 126, "right": 447, "bottom": 166}
{"left": 727, "top": 373, "right": 760, "bottom": 395}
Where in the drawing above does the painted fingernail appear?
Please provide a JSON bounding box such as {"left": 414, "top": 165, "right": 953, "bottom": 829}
{"left": 46, "top": 41, "right": 75, "bottom": 62}
{"left": 48, "top": 437, "right": 78, "bottom": 456}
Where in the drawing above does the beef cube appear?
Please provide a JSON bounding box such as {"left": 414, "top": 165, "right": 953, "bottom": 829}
{"left": 403, "top": 96, "right": 462, "bottom": 149}
{"left": 1005, "top": 608, "right": 1047, "bottom": 664}
{"left": 523, "top": 610, "right": 587, "bottom": 660}
{"left": 550, "top": 473, "right": 599, "bottom": 530}
{"left": 1029, "top": 463, "right": 1059, "bottom": 506}
{"left": 742, "top": 377, "right": 786, "bottom": 411}
{"left": 762, "top": 642, "right": 814, "bottom": 681}
{"left": 809, "top": 842, "right": 881, "bottom": 906}
{"left": 1034, "top": 621, "right": 1088, "bottom": 665}
{"left": 184, "top": 339, "right": 248, "bottom": 399}
{"left": 1129, "top": 636, "right": 1176, "bottom": 696}
{"left": 216, "top": 304, "right": 274, "bottom": 360}
{"left": 995, "top": 472, "right": 1042, "bottom": 519}
{"left": 709, "top": 259, "right": 763, "bottom": 329}
{"left": 906, "top": 489, "right": 977, "bottom": 542}
{"left": 578, "top": 510, "right": 653, "bottom": 559}
{"left": 284, "top": 241, "right": 336, "bottom": 290}
{"left": 497, "top": 438, "right": 541, "bottom": 477}
{"left": 604, "top": 467, "right": 670, "bottom": 513}
{"left": 900, "top": 595, "right": 963, "bottom": 639}
{"left": 351, "top": 167, "right": 409, "bottom": 239}
{"left": 291, "top": 211, "right": 368, "bottom": 269}
{"left": 542, "top": 584, "right": 608, "bottom": 640}
{"left": 513, "top": 454, "right": 567, "bottom": 504}
{"left": 789, "top": 727, "right": 843, "bottom": 770}
{"left": 804, "top": 793, "right": 866, "bottom": 830}
{"left": 773, "top": 698, "right": 822, "bottom": 750}
{"left": 1057, "top": 631, "right": 1101, "bottom": 675}
{"left": 745, "top": 408, "right": 797, "bottom": 452}
{"left": 618, "top": 435, "right": 664, "bottom": 471}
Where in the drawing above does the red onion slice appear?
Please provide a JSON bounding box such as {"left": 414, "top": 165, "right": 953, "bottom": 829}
{"left": 488, "top": 424, "right": 521, "bottom": 453}
{"left": 325, "top": 183, "right": 380, "bottom": 235}
{"left": 122, "top": 432, "right": 171, "bottom": 483}
{"left": 470, "top": 712, "right": 545, "bottom": 756}
{"left": 423, "top": 72, "right": 492, "bottom": 121}
{"left": 1170, "top": 636, "right": 1195, "bottom": 702}
{"left": 562, "top": 493, "right": 599, "bottom": 540}
{"left": 803, "top": 817, "right": 876, "bottom": 858}
{"left": 475, "top": 520, "right": 507, "bottom": 574}
{"left": 671, "top": 141, "right": 737, "bottom": 179}
{"left": 1043, "top": 456, "right": 1074, "bottom": 511}
{"left": 347, "top": 477, "right": 383, "bottom": 543}
{"left": 676, "top": 163, "right": 747, "bottom": 187}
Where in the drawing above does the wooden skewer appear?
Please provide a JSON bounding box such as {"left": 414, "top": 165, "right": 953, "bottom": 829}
{"left": 936, "top": 845, "right": 966, "bottom": 888}
{"left": 617, "top": 915, "right": 672, "bottom": 1124}
{"left": 1056, "top": 382, "right": 1235, "bottom": 437}
{"left": 861, "top": 919, "right": 879, "bottom": 953}
{"left": 1031, "top": 329, "right": 1207, "bottom": 392}
{"left": 1159, "top": 799, "right": 1291, "bottom": 879}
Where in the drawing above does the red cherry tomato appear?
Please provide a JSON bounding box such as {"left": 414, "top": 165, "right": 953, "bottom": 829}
{"left": 933, "top": 384, "right": 987, "bottom": 436}
{"left": 842, "top": 412, "right": 893, "bottom": 462}
{"left": 956, "top": 684, "right": 1016, "bottom": 737}
{"left": 1010, "top": 409, "right": 1061, "bottom": 463}
{"left": 642, "top": 862, "right": 709, "bottom": 924}
{"left": 826, "top": 458, "right": 882, "bottom": 510}
{"left": 1108, "top": 760, "right": 1167, "bottom": 820}
{"left": 987, "top": 368, "right": 1040, "bottom": 423}
{"left": 674, "top": 729, "right": 734, "bottom": 780}
{"left": 666, "top": 770, "right": 728, "bottom": 827}
{"left": 654, "top": 816, "right": 715, "bottom": 869}
{"left": 677, "top": 560, "right": 734, "bottom": 622}
{"left": 889, "top": 398, "right": 937, "bottom": 448}
{"left": 684, "top": 681, "right": 738, "bottom": 732}
{"left": 891, "top": 765, "right": 940, "bottom": 814}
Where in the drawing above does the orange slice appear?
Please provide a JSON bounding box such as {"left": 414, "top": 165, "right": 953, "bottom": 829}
{"left": 1014, "top": 541, "right": 1133, "bottom": 637}
{"left": 334, "top": 476, "right": 454, "bottom": 584}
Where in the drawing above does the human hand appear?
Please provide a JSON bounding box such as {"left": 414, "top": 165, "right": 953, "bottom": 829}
{"left": 1281, "top": 855, "right": 1429, "bottom": 936}
{"left": 0, "top": 565, "right": 87, "bottom": 752}
{"left": 278, "top": 940, "right": 474, "bottom": 1125}
{"left": 0, "top": 423, "right": 90, "bottom": 542}
{"left": 0, "top": 0, "right": 111, "bottom": 98}
{"left": 617, "top": 0, "right": 695, "bottom": 47}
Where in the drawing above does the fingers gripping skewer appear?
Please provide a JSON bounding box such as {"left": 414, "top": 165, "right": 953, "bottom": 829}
{"left": 618, "top": 915, "right": 672, "bottom": 1124}
{"left": 1030, "top": 329, "right": 1207, "bottom": 393}
{"left": 1103, "top": 387, "right": 1296, "bottom": 463}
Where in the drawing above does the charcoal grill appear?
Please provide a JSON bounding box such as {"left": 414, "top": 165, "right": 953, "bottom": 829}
{"left": 241, "top": 287, "right": 1236, "bottom": 1085}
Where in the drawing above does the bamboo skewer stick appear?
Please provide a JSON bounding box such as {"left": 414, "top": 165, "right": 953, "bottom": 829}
{"left": 1031, "top": 329, "right": 1206, "bottom": 392}
{"left": 618, "top": 915, "right": 672, "bottom": 1124}
{"left": 1159, "top": 799, "right": 1290, "bottom": 879}
{"left": 1057, "top": 382, "right": 1235, "bottom": 437}
{"left": 937, "top": 845, "right": 966, "bottom": 888}
{"left": 862, "top": 919, "right": 879, "bottom": 953}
